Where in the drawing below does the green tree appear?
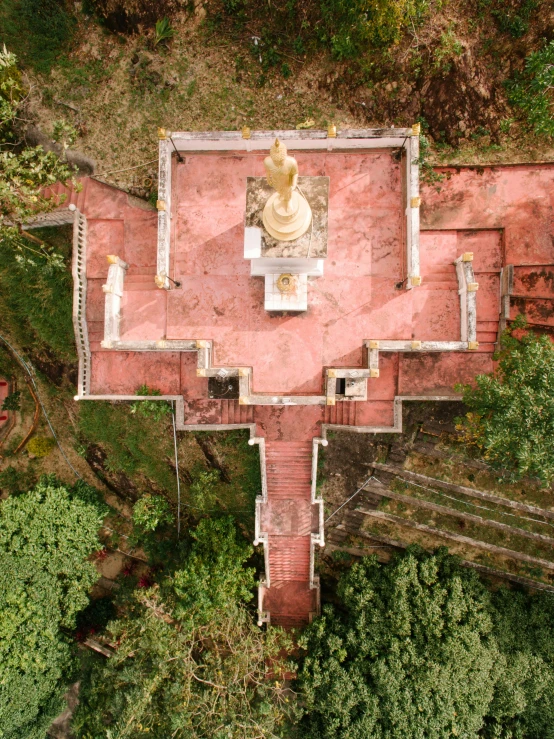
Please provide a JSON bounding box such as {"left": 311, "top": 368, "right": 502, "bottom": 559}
{"left": 296, "top": 548, "right": 498, "bottom": 739}
{"left": 0, "top": 47, "right": 79, "bottom": 271}
{"left": 457, "top": 318, "right": 554, "bottom": 483}
{"left": 507, "top": 39, "right": 554, "bottom": 137}
{"left": 0, "top": 478, "right": 103, "bottom": 739}
{"left": 1, "top": 389, "right": 20, "bottom": 411}
{"left": 132, "top": 493, "right": 173, "bottom": 532}
{"left": 483, "top": 588, "right": 554, "bottom": 739}
{"left": 73, "top": 517, "right": 297, "bottom": 738}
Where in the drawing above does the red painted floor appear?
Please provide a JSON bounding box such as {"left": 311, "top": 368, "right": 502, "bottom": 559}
{"left": 49, "top": 156, "right": 554, "bottom": 627}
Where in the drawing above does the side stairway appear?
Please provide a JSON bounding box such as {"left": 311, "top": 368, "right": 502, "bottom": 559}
{"left": 260, "top": 441, "right": 319, "bottom": 628}
{"left": 500, "top": 265, "right": 554, "bottom": 340}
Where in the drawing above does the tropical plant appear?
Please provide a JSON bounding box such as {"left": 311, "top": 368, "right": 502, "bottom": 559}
{"left": 132, "top": 493, "right": 173, "bottom": 532}
{"left": 154, "top": 17, "right": 175, "bottom": 47}
{"left": 456, "top": 317, "right": 554, "bottom": 483}
{"left": 0, "top": 478, "right": 103, "bottom": 739}
{"left": 72, "top": 517, "right": 297, "bottom": 738}
{"left": 130, "top": 384, "right": 172, "bottom": 421}
{"left": 507, "top": 39, "right": 554, "bottom": 137}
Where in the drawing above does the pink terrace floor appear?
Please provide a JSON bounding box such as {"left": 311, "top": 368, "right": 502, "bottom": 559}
{"left": 54, "top": 154, "right": 554, "bottom": 627}
{"left": 62, "top": 155, "right": 554, "bottom": 430}
{"left": 121, "top": 151, "right": 490, "bottom": 396}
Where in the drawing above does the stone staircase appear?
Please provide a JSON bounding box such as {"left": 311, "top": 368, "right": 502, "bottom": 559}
{"left": 220, "top": 399, "right": 254, "bottom": 424}
{"left": 501, "top": 265, "right": 554, "bottom": 338}
{"left": 324, "top": 401, "right": 358, "bottom": 425}
{"left": 261, "top": 441, "right": 318, "bottom": 627}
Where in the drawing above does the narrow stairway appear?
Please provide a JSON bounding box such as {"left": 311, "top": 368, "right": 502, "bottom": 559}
{"left": 261, "top": 440, "right": 318, "bottom": 627}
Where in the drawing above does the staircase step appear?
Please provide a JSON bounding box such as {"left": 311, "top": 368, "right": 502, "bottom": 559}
{"left": 513, "top": 267, "right": 554, "bottom": 298}
{"left": 510, "top": 298, "right": 554, "bottom": 327}
{"left": 477, "top": 321, "right": 499, "bottom": 332}
{"left": 477, "top": 331, "right": 498, "bottom": 343}
{"left": 421, "top": 281, "right": 458, "bottom": 290}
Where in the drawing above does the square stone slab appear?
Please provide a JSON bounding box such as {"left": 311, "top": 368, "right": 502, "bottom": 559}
{"left": 245, "top": 176, "right": 329, "bottom": 259}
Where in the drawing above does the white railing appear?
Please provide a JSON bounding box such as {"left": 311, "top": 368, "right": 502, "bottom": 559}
{"left": 71, "top": 208, "right": 91, "bottom": 397}
{"left": 156, "top": 137, "right": 172, "bottom": 289}
{"left": 454, "top": 253, "right": 478, "bottom": 343}
{"left": 157, "top": 127, "right": 421, "bottom": 295}
{"left": 310, "top": 438, "right": 327, "bottom": 605}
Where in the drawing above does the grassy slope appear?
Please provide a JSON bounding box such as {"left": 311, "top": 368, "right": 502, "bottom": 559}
{"left": 0, "top": 226, "right": 260, "bottom": 533}
{"left": 0, "top": 0, "right": 550, "bottom": 198}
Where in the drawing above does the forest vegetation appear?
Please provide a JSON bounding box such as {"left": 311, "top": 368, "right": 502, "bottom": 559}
{"left": 0, "top": 1, "right": 553, "bottom": 737}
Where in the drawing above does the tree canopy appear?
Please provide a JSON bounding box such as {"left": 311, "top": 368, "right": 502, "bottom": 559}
{"left": 296, "top": 547, "right": 554, "bottom": 739}
{"left": 0, "top": 478, "right": 103, "bottom": 739}
{"left": 72, "top": 517, "right": 296, "bottom": 739}
{"left": 457, "top": 318, "right": 554, "bottom": 483}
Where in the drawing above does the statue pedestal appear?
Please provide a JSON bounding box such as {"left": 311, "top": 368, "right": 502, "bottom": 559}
{"left": 245, "top": 176, "right": 329, "bottom": 312}
{"left": 262, "top": 190, "right": 312, "bottom": 242}
{"left": 244, "top": 176, "right": 329, "bottom": 270}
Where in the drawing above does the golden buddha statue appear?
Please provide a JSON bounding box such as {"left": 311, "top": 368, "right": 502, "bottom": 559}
{"left": 262, "top": 139, "right": 312, "bottom": 241}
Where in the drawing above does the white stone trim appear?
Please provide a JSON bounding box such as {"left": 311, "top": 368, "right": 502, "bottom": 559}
{"left": 157, "top": 128, "right": 420, "bottom": 297}
{"left": 71, "top": 210, "right": 91, "bottom": 396}
{"left": 157, "top": 139, "right": 172, "bottom": 289}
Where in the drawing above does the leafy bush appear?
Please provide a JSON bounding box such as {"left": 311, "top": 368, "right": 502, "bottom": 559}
{"left": 0, "top": 0, "right": 76, "bottom": 74}
{"left": 319, "top": 0, "right": 428, "bottom": 59}
{"left": 297, "top": 547, "right": 554, "bottom": 739}
{"left": 0, "top": 478, "right": 102, "bottom": 739}
{"left": 130, "top": 384, "right": 172, "bottom": 422}
{"left": 479, "top": 0, "right": 539, "bottom": 38}
{"left": 210, "top": 0, "right": 429, "bottom": 62}
{"left": 89, "top": 0, "right": 182, "bottom": 34}
{"left": 297, "top": 548, "right": 498, "bottom": 738}
{"left": 1, "top": 390, "right": 20, "bottom": 411}
{"left": 507, "top": 39, "right": 554, "bottom": 137}
{"left": 27, "top": 435, "right": 56, "bottom": 457}
{"left": 132, "top": 493, "right": 173, "bottom": 532}
{"left": 456, "top": 317, "right": 554, "bottom": 483}
{"left": 72, "top": 517, "right": 296, "bottom": 738}
{"left": 0, "top": 225, "right": 76, "bottom": 361}
{"left": 189, "top": 467, "right": 220, "bottom": 511}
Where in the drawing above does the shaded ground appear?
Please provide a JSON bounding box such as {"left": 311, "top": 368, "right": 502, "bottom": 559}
{"left": 321, "top": 400, "right": 554, "bottom": 598}
{"left": 1, "top": 0, "right": 552, "bottom": 202}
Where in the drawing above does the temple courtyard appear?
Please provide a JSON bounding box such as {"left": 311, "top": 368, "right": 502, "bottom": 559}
{"left": 45, "top": 129, "right": 554, "bottom": 626}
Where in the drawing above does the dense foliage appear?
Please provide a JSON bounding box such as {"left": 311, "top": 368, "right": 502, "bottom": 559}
{"left": 297, "top": 548, "right": 554, "bottom": 739}
{"left": 0, "top": 478, "right": 103, "bottom": 739}
{"left": 73, "top": 517, "right": 296, "bottom": 739}
{"left": 0, "top": 224, "right": 76, "bottom": 361}
{"left": 0, "top": 0, "right": 76, "bottom": 74}
{"left": 508, "top": 39, "right": 554, "bottom": 136}
{"left": 0, "top": 47, "right": 77, "bottom": 230}
{"left": 297, "top": 548, "right": 497, "bottom": 738}
{"left": 457, "top": 319, "right": 554, "bottom": 483}
{"left": 210, "top": 0, "right": 429, "bottom": 64}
